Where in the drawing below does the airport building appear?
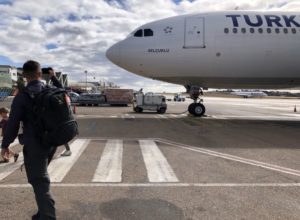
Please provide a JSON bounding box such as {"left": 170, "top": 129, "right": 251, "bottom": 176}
{"left": 43, "top": 71, "right": 69, "bottom": 88}
{"left": 0, "top": 65, "right": 18, "bottom": 88}
{"left": 0, "top": 65, "right": 18, "bottom": 97}
{"left": 1, "top": 65, "right": 69, "bottom": 89}
{"left": 0, "top": 65, "right": 69, "bottom": 97}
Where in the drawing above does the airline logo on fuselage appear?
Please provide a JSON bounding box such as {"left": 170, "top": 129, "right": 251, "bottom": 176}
{"left": 226, "top": 15, "right": 300, "bottom": 27}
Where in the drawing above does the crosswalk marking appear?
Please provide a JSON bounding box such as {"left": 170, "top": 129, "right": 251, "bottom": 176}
{"left": 76, "top": 113, "right": 189, "bottom": 119}
{"left": 1, "top": 138, "right": 300, "bottom": 185}
{"left": 139, "top": 140, "right": 178, "bottom": 183}
{"left": 0, "top": 153, "right": 24, "bottom": 181}
{"left": 1, "top": 182, "right": 300, "bottom": 188}
{"left": 48, "top": 139, "right": 90, "bottom": 183}
{"left": 0, "top": 140, "right": 23, "bottom": 181}
{"left": 0, "top": 140, "right": 20, "bottom": 168}
{"left": 92, "top": 140, "right": 123, "bottom": 182}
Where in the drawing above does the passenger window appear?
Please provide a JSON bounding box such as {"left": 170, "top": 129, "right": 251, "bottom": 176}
{"left": 292, "top": 28, "right": 297, "bottom": 34}
{"left": 283, "top": 28, "right": 288, "bottom": 34}
{"left": 144, "top": 29, "right": 154, "bottom": 37}
{"left": 134, "top": 29, "right": 143, "bottom": 37}
{"left": 267, "top": 28, "right": 272, "bottom": 34}
{"left": 224, "top": 28, "right": 229, "bottom": 34}
{"left": 275, "top": 28, "right": 280, "bottom": 34}
{"left": 258, "top": 28, "right": 263, "bottom": 34}
{"left": 250, "top": 28, "right": 255, "bottom": 33}
{"left": 241, "top": 28, "right": 246, "bottom": 34}
{"left": 233, "top": 28, "right": 238, "bottom": 34}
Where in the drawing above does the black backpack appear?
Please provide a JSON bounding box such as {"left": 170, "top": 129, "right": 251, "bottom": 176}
{"left": 25, "top": 87, "right": 78, "bottom": 147}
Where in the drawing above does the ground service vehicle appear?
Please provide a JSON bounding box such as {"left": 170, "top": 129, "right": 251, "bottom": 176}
{"left": 77, "top": 93, "right": 106, "bottom": 106}
{"left": 173, "top": 94, "right": 186, "bottom": 102}
{"left": 133, "top": 93, "right": 167, "bottom": 114}
{"left": 77, "top": 89, "right": 133, "bottom": 106}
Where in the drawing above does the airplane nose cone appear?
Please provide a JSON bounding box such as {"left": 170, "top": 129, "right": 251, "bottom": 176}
{"left": 106, "top": 43, "right": 120, "bottom": 65}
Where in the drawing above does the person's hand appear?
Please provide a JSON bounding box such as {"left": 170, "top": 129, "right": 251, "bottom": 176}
{"left": 1, "top": 148, "right": 9, "bottom": 160}
{"left": 49, "top": 68, "right": 56, "bottom": 78}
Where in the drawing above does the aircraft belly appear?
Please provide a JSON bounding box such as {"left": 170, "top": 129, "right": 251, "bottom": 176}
{"left": 155, "top": 76, "right": 300, "bottom": 89}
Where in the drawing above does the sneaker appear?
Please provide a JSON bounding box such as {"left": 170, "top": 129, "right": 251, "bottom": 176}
{"left": 61, "top": 150, "right": 72, "bottom": 157}
{"left": 14, "top": 153, "right": 19, "bottom": 162}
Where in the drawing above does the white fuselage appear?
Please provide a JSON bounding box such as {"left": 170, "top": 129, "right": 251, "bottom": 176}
{"left": 106, "top": 11, "right": 300, "bottom": 89}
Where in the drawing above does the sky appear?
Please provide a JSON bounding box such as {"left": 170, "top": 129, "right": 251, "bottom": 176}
{"left": 0, "top": 0, "right": 299, "bottom": 92}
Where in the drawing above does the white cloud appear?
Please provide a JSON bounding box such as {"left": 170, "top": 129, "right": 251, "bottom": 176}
{"left": 0, "top": 0, "right": 297, "bottom": 93}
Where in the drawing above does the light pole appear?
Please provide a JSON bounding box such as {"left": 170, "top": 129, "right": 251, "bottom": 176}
{"left": 84, "top": 70, "right": 88, "bottom": 92}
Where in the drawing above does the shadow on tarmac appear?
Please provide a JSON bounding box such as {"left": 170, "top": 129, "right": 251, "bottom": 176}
{"left": 60, "top": 198, "right": 184, "bottom": 220}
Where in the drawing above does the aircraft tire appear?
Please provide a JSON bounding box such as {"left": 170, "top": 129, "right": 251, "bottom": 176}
{"left": 188, "top": 103, "right": 196, "bottom": 115}
{"left": 157, "top": 108, "right": 166, "bottom": 114}
{"left": 134, "top": 107, "right": 143, "bottom": 113}
{"left": 193, "top": 103, "right": 205, "bottom": 117}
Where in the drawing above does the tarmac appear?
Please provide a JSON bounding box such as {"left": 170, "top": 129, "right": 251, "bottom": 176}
{"left": 0, "top": 96, "right": 300, "bottom": 220}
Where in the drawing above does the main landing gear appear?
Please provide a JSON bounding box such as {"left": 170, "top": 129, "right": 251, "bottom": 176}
{"left": 186, "top": 86, "right": 206, "bottom": 117}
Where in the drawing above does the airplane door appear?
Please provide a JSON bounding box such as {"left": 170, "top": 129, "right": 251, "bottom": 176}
{"left": 184, "top": 17, "right": 205, "bottom": 48}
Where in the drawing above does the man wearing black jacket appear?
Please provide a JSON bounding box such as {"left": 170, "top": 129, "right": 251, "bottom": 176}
{"left": 1, "top": 60, "right": 62, "bottom": 220}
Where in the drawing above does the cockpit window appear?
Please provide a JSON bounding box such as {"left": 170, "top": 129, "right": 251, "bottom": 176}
{"left": 134, "top": 29, "right": 143, "bottom": 37}
{"left": 144, "top": 29, "right": 154, "bottom": 37}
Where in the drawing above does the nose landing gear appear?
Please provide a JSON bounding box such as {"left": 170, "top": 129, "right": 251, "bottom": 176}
{"left": 186, "top": 86, "right": 206, "bottom": 117}
{"left": 188, "top": 102, "right": 206, "bottom": 116}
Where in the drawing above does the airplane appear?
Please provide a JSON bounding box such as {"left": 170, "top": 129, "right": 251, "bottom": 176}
{"left": 106, "top": 11, "right": 300, "bottom": 116}
{"left": 231, "top": 90, "right": 268, "bottom": 98}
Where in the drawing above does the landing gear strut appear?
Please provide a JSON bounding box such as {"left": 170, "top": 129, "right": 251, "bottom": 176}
{"left": 186, "top": 86, "right": 206, "bottom": 117}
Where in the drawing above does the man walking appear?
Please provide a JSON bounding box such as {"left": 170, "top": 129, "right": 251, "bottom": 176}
{"left": 1, "top": 60, "right": 61, "bottom": 219}
{"left": 47, "top": 70, "right": 73, "bottom": 157}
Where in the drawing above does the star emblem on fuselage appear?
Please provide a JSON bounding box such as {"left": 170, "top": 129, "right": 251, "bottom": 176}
{"left": 164, "top": 26, "right": 173, "bottom": 34}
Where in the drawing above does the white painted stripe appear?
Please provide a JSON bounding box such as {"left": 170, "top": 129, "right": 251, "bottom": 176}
{"left": 139, "top": 140, "right": 178, "bottom": 182}
{"left": 281, "top": 113, "right": 300, "bottom": 117}
{"left": 157, "top": 115, "right": 167, "bottom": 119}
{"left": 0, "top": 153, "right": 24, "bottom": 181}
{"left": 122, "top": 114, "right": 135, "bottom": 119}
{"left": 0, "top": 183, "right": 300, "bottom": 188}
{"left": 92, "top": 140, "right": 123, "bottom": 182}
{"left": 0, "top": 140, "right": 20, "bottom": 168}
{"left": 76, "top": 115, "right": 119, "bottom": 119}
{"left": 261, "top": 106, "right": 292, "bottom": 110}
{"left": 206, "top": 115, "right": 300, "bottom": 121}
{"left": 156, "top": 139, "right": 300, "bottom": 177}
{"left": 48, "top": 139, "right": 90, "bottom": 182}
